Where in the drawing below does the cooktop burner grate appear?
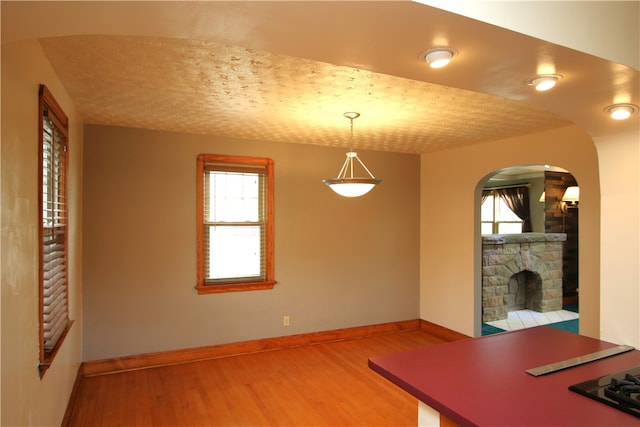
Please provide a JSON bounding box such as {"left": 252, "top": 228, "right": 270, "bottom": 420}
{"left": 569, "top": 366, "right": 640, "bottom": 419}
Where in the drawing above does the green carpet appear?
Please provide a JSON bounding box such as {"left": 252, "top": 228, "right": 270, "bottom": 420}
{"left": 546, "top": 319, "right": 579, "bottom": 334}
{"left": 482, "top": 323, "right": 506, "bottom": 335}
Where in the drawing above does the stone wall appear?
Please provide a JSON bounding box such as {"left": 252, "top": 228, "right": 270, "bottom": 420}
{"left": 482, "top": 233, "right": 566, "bottom": 322}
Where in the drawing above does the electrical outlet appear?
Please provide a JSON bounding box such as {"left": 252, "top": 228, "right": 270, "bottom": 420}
{"left": 283, "top": 315, "right": 290, "bottom": 326}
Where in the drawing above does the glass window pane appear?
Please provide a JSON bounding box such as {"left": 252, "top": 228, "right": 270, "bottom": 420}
{"left": 208, "top": 225, "right": 261, "bottom": 279}
{"left": 481, "top": 195, "right": 494, "bottom": 221}
{"left": 481, "top": 222, "right": 493, "bottom": 235}
{"left": 208, "top": 172, "right": 259, "bottom": 222}
{"left": 498, "top": 222, "right": 523, "bottom": 234}
{"left": 495, "top": 197, "right": 521, "bottom": 222}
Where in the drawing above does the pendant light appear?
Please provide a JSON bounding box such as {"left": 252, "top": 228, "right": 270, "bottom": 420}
{"left": 323, "top": 112, "right": 381, "bottom": 197}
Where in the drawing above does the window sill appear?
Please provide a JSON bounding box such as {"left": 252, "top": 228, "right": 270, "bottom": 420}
{"left": 39, "top": 319, "right": 74, "bottom": 379}
{"left": 195, "top": 280, "right": 277, "bottom": 295}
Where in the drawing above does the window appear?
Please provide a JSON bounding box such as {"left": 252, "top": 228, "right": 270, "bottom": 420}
{"left": 38, "top": 84, "right": 73, "bottom": 377}
{"left": 196, "top": 154, "right": 276, "bottom": 294}
{"left": 481, "top": 190, "right": 523, "bottom": 234}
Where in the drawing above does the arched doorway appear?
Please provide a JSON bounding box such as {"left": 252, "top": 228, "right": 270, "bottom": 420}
{"left": 479, "top": 165, "right": 580, "bottom": 335}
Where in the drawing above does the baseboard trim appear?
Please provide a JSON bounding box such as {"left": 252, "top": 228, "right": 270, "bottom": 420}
{"left": 419, "top": 319, "right": 471, "bottom": 342}
{"left": 61, "top": 364, "right": 84, "bottom": 427}
{"left": 82, "top": 319, "right": 430, "bottom": 377}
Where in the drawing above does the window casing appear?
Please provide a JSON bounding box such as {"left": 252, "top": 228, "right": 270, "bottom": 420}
{"left": 196, "top": 154, "right": 276, "bottom": 294}
{"left": 481, "top": 191, "right": 523, "bottom": 234}
{"left": 38, "top": 85, "right": 73, "bottom": 377}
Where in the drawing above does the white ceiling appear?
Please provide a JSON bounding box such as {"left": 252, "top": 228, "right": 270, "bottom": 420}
{"left": 2, "top": 1, "right": 638, "bottom": 154}
{"left": 489, "top": 165, "right": 568, "bottom": 183}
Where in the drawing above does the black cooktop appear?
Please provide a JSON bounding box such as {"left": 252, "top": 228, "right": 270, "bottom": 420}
{"left": 569, "top": 366, "right": 640, "bottom": 419}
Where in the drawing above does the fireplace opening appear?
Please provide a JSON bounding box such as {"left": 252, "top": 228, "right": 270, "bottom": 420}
{"left": 482, "top": 233, "right": 565, "bottom": 322}
{"left": 508, "top": 270, "right": 542, "bottom": 312}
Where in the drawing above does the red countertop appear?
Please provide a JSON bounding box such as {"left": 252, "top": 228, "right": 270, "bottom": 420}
{"left": 368, "top": 326, "right": 640, "bottom": 426}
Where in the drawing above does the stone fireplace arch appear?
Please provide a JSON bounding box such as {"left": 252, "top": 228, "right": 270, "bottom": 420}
{"left": 482, "top": 233, "right": 565, "bottom": 322}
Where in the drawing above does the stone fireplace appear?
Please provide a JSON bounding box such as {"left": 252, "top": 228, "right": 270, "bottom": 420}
{"left": 482, "top": 233, "right": 566, "bottom": 322}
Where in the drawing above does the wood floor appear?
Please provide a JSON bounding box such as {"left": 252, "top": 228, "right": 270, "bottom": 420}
{"left": 66, "top": 330, "right": 450, "bottom": 426}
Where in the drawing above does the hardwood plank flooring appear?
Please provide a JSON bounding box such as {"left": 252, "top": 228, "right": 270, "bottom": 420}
{"left": 67, "top": 330, "right": 450, "bottom": 426}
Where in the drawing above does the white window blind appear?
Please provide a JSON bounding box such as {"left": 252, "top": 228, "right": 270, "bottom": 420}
{"left": 42, "top": 116, "right": 69, "bottom": 351}
{"left": 39, "top": 84, "right": 72, "bottom": 376}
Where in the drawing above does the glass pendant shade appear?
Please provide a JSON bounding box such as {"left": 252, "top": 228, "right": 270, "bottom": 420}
{"left": 323, "top": 152, "right": 380, "bottom": 197}
{"left": 323, "top": 181, "right": 377, "bottom": 197}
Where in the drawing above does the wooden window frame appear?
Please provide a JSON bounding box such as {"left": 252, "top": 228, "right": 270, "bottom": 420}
{"left": 196, "top": 154, "right": 276, "bottom": 294}
{"left": 38, "top": 84, "right": 73, "bottom": 378}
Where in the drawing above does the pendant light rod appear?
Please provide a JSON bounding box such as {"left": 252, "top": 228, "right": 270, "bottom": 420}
{"left": 344, "top": 112, "right": 359, "bottom": 152}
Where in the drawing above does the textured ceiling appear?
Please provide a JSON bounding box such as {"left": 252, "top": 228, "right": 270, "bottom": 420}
{"left": 39, "top": 35, "right": 571, "bottom": 154}
{"left": 4, "top": 1, "right": 637, "bottom": 155}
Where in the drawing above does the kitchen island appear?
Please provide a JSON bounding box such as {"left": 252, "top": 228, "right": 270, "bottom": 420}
{"left": 369, "top": 326, "right": 639, "bottom": 426}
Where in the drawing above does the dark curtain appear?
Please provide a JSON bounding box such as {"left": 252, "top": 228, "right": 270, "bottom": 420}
{"left": 497, "top": 187, "right": 532, "bottom": 232}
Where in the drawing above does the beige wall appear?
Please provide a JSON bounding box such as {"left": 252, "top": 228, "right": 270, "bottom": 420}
{"left": 595, "top": 130, "right": 640, "bottom": 346}
{"left": 420, "top": 125, "right": 601, "bottom": 338}
{"left": 1, "top": 40, "right": 83, "bottom": 426}
{"left": 82, "top": 125, "right": 420, "bottom": 361}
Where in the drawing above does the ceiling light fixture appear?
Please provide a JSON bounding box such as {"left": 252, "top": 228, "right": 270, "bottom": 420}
{"left": 604, "top": 103, "right": 639, "bottom": 120}
{"left": 527, "top": 74, "right": 563, "bottom": 91}
{"left": 423, "top": 47, "right": 458, "bottom": 69}
{"left": 323, "top": 112, "right": 381, "bottom": 198}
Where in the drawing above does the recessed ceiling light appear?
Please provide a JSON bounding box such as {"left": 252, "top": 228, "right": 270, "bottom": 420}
{"left": 423, "top": 47, "right": 458, "bottom": 69}
{"left": 604, "top": 103, "right": 639, "bottom": 120}
{"left": 526, "top": 74, "right": 563, "bottom": 91}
